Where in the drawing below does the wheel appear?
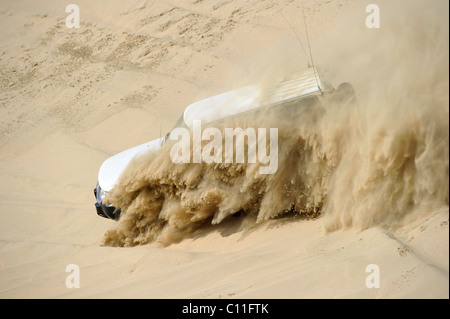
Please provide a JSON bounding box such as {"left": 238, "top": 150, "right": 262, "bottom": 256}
{"left": 335, "top": 82, "right": 357, "bottom": 105}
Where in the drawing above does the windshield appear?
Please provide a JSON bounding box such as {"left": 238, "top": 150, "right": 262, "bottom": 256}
{"left": 171, "top": 114, "right": 186, "bottom": 130}
{"left": 161, "top": 114, "right": 186, "bottom": 146}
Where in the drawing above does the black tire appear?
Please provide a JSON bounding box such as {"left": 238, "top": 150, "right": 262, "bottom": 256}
{"left": 335, "top": 82, "right": 357, "bottom": 105}
{"left": 114, "top": 209, "right": 122, "bottom": 221}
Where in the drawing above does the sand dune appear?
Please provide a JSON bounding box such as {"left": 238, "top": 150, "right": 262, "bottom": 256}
{"left": 0, "top": 0, "right": 448, "bottom": 299}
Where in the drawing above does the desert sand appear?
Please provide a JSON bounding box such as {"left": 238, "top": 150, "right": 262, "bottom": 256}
{"left": 0, "top": 0, "right": 448, "bottom": 299}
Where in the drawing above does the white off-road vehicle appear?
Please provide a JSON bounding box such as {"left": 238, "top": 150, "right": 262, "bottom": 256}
{"left": 94, "top": 67, "right": 355, "bottom": 220}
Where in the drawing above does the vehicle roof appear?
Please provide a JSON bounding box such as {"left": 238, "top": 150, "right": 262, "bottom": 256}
{"left": 183, "top": 67, "right": 323, "bottom": 128}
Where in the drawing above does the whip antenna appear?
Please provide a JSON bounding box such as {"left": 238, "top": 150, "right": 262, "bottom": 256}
{"left": 302, "top": 6, "right": 322, "bottom": 94}
{"left": 280, "top": 11, "right": 308, "bottom": 67}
